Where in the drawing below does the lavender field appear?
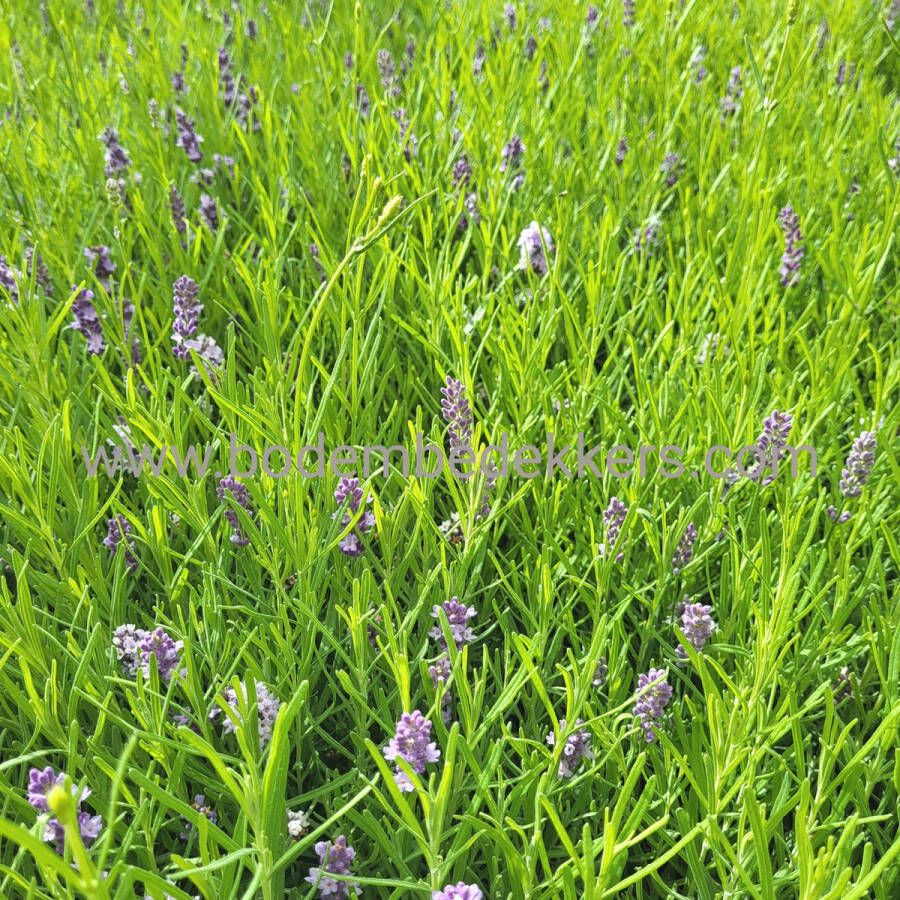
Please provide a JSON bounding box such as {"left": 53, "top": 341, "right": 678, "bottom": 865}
{"left": 0, "top": 1, "right": 898, "bottom": 898}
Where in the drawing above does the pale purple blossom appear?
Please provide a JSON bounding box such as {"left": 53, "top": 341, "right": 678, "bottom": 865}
{"left": 433, "top": 885, "right": 483, "bottom": 900}
{"left": 839, "top": 431, "right": 876, "bottom": 498}
{"left": 0, "top": 255, "right": 19, "bottom": 303}
{"left": 755, "top": 409, "right": 793, "bottom": 481}
{"left": 441, "top": 376, "right": 473, "bottom": 456}
{"left": 174, "top": 108, "right": 203, "bottom": 162}
{"left": 100, "top": 127, "right": 131, "bottom": 177}
{"left": 199, "top": 194, "right": 219, "bottom": 232}
{"left": 211, "top": 680, "right": 281, "bottom": 748}
{"left": 546, "top": 718, "right": 593, "bottom": 777}
{"left": 623, "top": 0, "right": 635, "bottom": 29}
{"left": 778, "top": 206, "right": 804, "bottom": 287}
{"left": 172, "top": 275, "right": 201, "bottom": 358}
{"left": 633, "top": 668, "right": 673, "bottom": 742}
{"left": 218, "top": 476, "right": 254, "bottom": 545}
{"left": 70, "top": 287, "right": 106, "bottom": 354}
{"left": 103, "top": 515, "right": 137, "bottom": 571}
{"left": 334, "top": 476, "right": 375, "bottom": 556}
{"left": 676, "top": 603, "right": 716, "bottom": 658}
{"left": 661, "top": 152, "right": 683, "bottom": 187}
{"left": 516, "top": 221, "right": 554, "bottom": 275}
{"left": 306, "top": 835, "right": 359, "bottom": 898}
{"left": 601, "top": 497, "right": 627, "bottom": 561}
{"left": 382, "top": 710, "right": 440, "bottom": 791}
{"left": 170, "top": 185, "right": 187, "bottom": 234}
{"left": 27, "top": 767, "right": 102, "bottom": 854}
{"left": 430, "top": 596, "right": 476, "bottom": 650}
{"left": 615, "top": 137, "right": 628, "bottom": 167}
{"left": 671, "top": 522, "right": 697, "bottom": 572}
{"left": 84, "top": 245, "right": 115, "bottom": 290}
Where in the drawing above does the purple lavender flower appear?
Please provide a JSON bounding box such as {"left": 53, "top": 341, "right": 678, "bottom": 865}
{"left": 433, "top": 885, "right": 483, "bottom": 900}
{"left": 218, "top": 47, "right": 236, "bottom": 106}
{"left": 623, "top": 0, "right": 635, "bottom": 29}
{"left": 333, "top": 476, "right": 375, "bottom": 556}
{"left": 441, "top": 376, "right": 474, "bottom": 456}
{"left": 179, "top": 794, "right": 217, "bottom": 840}
{"left": 103, "top": 515, "right": 137, "bottom": 571}
{"left": 306, "top": 835, "right": 359, "bottom": 899}
{"left": 377, "top": 49, "right": 400, "bottom": 97}
{"left": 690, "top": 46, "right": 707, "bottom": 83}
{"left": 217, "top": 476, "right": 254, "bottom": 545}
{"left": 524, "top": 35, "right": 537, "bottom": 60}
{"left": 720, "top": 66, "right": 742, "bottom": 119}
{"left": 615, "top": 137, "right": 628, "bottom": 167}
{"left": 185, "top": 334, "right": 224, "bottom": 379}
{"left": 452, "top": 154, "right": 472, "bottom": 189}
{"left": 211, "top": 680, "right": 281, "bottom": 748}
{"left": 826, "top": 504, "right": 852, "bottom": 524}
{"left": 429, "top": 655, "right": 452, "bottom": 685}
{"left": 546, "top": 718, "right": 593, "bottom": 777}
{"left": 27, "top": 767, "right": 102, "bottom": 854}
{"left": 174, "top": 108, "right": 203, "bottom": 163}
{"left": 310, "top": 243, "right": 326, "bottom": 282}
{"left": 516, "top": 221, "right": 554, "bottom": 275}
{"left": 593, "top": 657, "right": 608, "bottom": 687}
{"left": 501, "top": 136, "right": 525, "bottom": 174}
{"left": 382, "top": 710, "right": 441, "bottom": 791}
{"left": 473, "top": 43, "right": 486, "bottom": 76}
{"left": 171, "top": 70, "right": 185, "bottom": 94}
{"left": 100, "top": 127, "right": 131, "bottom": 177}
{"left": 839, "top": 431, "right": 876, "bottom": 498}
{"left": 587, "top": 6, "right": 600, "bottom": 29}
{"left": 430, "top": 596, "right": 477, "bottom": 651}
{"left": 70, "top": 286, "right": 105, "bottom": 354}
{"left": 112, "top": 624, "right": 143, "bottom": 676}
{"left": 633, "top": 668, "right": 673, "bottom": 742}
{"left": 112, "top": 624, "right": 183, "bottom": 681}
{"left": 676, "top": 602, "right": 716, "bottom": 658}
{"left": 84, "top": 245, "right": 115, "bottom": 290}
{"left": 671, "top": 522, "right": 697, "bottom": 572}
{"left": 172, "top": 275, "right": 202, "bottom": 358}
{"left": 199, "top": 194, "right": 219, "bottom": 232}
{"left": 356, "top": 83, "right": 370, "bottom": 117}
{"left": 0, "top": 255, "right": 19, "bottom": 304}
{"left": 661, "top": 153, "right": 683, "bottom": 188}
{"left": 458, "top": 191, "right": 481, "bottom": 234}
{"left": 601, "top": 497, "right": 627, "bottom": 561}
{"left": 755, "top": 409, "right": 793, "bottom": 481}
{"left": 25, "top": 247, "right": 52, "bottom": 296}
{"left": 137, "top": 627, "right": 185, "bottom": 681}
{"left": 777, "top": 206, "right": 804, "bottom": 287}
{"left": 633, "top": 214, "right": 662, "bottom": 255}
{"left": 169, "top": 185, "right": 187, "bottom": 234}
{"left": 245, "top": 18, "right": 257, "bottom": 39}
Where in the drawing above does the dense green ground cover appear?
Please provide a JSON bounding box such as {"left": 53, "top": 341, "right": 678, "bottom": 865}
{"left": 0, "top": 0, "right": 898, "bottom": 897}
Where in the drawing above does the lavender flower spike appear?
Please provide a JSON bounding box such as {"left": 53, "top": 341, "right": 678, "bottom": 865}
{"left": 211, "top": 680, "right": 281, "bottom": 748}
{"left": 137, "top": 627, "right": 185, "bottom": 681}
{"left": 441, "top": 376, "right": 473, "bottom": 455}
{"left": 601, "top": 497, "right": 627, "bottom": 561}
{"left": 839, "top": 431, "right": 876, "bottom": 498}
{"left": 70, "top": 286, "right": 106, "bottom": 354}
{"left": 27, "top": 767, "right": 102, "bottom": 854}
{"left": 433, "top": 885, "right": 484, "bottom": 900}
{"left": 217, "top": 476, "right": 255, "bottom": 545}
{"left": 103, "top": 515, "right": 137, "bottom": 571}
{"left": 382, "top": 710, "right": 441, "bottom": 791}
{"left": 172, "top": 275, "right": 202, "bottom": 358}
{"left": 633, "top": 668, "right": 673, "bottom": 742}
{"left": 306, "top": 835, "right": 360, "bottom": 899}
{"left": 676, "top": 602, "right": 716, "bottom": 658}
{"left": 0, "top": 255, "right": 20, "bottom": 304}
{"left": 174, "top": 108, "right": 203, "bottom": 162}
{"left": 516, "top": 221, "right": 555, "bottom": 275}
{"left": 755, "top": 409, "right": 793, "bottom": 482}
{"left": 84, "top": 245, "right": 116, "bottom": 290}
{"left": 430, "top": 596, "right": 477, "bottom": 650}
{"left": 671, "top": 522, "right": 697, "bottom": 572}
{"left": 778, "top": 206, "right": 804, "bottom": 288}
{"left": 333, "top": 475, "right": 375, "bottom": 556}
{"left": 546, "top": 718, "right": 594, "bottom": 777}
